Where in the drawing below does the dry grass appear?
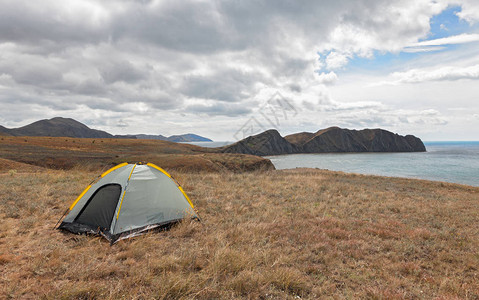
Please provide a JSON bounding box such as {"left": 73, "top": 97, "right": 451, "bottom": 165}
{"left": 0, "top": 158, "right": 46, "bottom": 173}
{"left": 1, "top": 167, "right": 478, "bottom": 299}
{"left": 0, "top": 136, "right": 273, "bottom": 172}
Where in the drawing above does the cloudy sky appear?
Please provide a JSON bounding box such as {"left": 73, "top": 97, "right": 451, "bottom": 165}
{"left": 1, "top": 0, "right": 478, "bottom": 141}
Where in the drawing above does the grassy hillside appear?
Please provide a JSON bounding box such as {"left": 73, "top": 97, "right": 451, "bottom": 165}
{"left": 1, "top": 166, "right": 478, "bottom": 299}
{"left": 0, "top": 136, "right": 273, "bottom": 172}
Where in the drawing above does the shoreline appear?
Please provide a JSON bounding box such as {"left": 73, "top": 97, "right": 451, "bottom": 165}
{"left": 273, "top": 165, "right": 479, "bottom": 188}
{"left": 277, "top": 167, "right": 479, "bottom": 190}
{"left": 2, "top": 163, "right": 478, "bottom": 190}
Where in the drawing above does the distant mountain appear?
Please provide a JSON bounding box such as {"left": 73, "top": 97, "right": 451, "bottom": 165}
{"left": 221, "top": 127, "right": 426, "bottom": 155}
{"left": 0, "top": 117, "right": 213, "bottom": 142}
{"left": 132, "top": 133, "right": 212, "bottom": 142}
{"left": 135, "top": 134, "right": 168, "bottom": 140}
{"left": 113, "top": 135, "right": 137, "bottom": 139}
{"left": 0, "top": 125, "right": 11, "bottom": 136}
{"left": 167, "top": 134, "right": 212, "bottom": 142}
{"left": 2, "top": 117, "right": 113, "bottom": 138}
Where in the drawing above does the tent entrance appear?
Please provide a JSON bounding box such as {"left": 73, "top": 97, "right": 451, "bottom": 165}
{"left": 74, "top": 184, "right": 122, "bottom": 231}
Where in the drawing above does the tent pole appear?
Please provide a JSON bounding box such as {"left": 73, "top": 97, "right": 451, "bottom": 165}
{"left": 53, "top": 208, "right": 70, "bottom": 229}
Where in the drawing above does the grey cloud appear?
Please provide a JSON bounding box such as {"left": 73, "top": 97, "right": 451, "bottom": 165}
{"left": 218, "top": 0, "right": 338, "bottom": 47}
{"left": 0, "top": 55, "right": 63, "bottom": 88}
{"left": 272, "top": 56, "right": 312, "bottom": 78}
{"left": 102, "top": 0, "right": 344, "bottom": 58}
{"left": 116, "top": 119, "right": 129, "bottom": 128}
{"left": 0, "top": 1, "right": 109, "bottom": 49}
{"left": 185, "top": 102, "right": 252, "bottom": 117}
{"left": 289, "top": 84, "right": 301, "bottom": 93}
{"left": 180, "top": 69, "right": 263, "bottom": 102}
{"left": 72, "top": 79, "right": 107, "bottom": 96}
{"left": 148, "top": 96, "right": 182, "bottom": 111}
{"left": 99, "top": 60, "right": 147, "bottom": 84}
{"left": 0, "top": 92, "right": 77, "bottom": 111}
{"left": 42, "top": 98, "right": 78, "bottom": 111}
{"left": 0, "top": 0, "right": 446, "bottom": 58}
{"left": 79, "top": 97, "right": 120, "bottom": 111}
{"left": 112, "top": 1, "right": 232, "bottom": 53}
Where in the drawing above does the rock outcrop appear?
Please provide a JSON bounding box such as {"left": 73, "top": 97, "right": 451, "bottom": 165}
{"left": 221, "top": 129, "right": 299, "bottom": 156}
{"left": 286, "top": 127, "right": 426, "bottom": 153}
{"left": 221, "top": 127, "right": 426, "bottom": 156}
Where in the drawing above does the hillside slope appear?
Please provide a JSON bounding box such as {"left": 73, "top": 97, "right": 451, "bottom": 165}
{"left": 0, "top": 136, "right": 273, "bottom": 172}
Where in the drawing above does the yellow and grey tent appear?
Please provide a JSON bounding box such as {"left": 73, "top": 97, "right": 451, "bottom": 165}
{"left": 58, "top": 162, "right": 198, "bottom": 243}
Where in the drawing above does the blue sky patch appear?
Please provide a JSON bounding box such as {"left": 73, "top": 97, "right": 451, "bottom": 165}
{"left": 427, "top": 5, "right": 471, "bottom": 40}
{"left": 328, "top": 5, "right": 477, "bottom": 75}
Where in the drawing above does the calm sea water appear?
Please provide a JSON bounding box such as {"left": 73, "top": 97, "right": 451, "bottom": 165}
{"left": 265, "top": 142, "right": 479, "bottom": 187}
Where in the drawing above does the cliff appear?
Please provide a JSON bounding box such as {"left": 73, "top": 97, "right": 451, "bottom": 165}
{"left": 286, "top": 127, "right": 426, "bottom": 153}
{"left": 221, "top": 129, "right": 299, "bottom": 156}
{"left": 221, "top": 127, "right": 426, "bottom": 156}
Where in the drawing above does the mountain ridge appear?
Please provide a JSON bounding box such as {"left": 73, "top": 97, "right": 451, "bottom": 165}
{"left": 221, "top": 127, "right": 426, "bottom": 155}
{"left": 0, "top": 117, "right": 212, "bottom": 142}
{"left": 4, "top": 117, "right": 113, "bottom": 138}
{"left": 131, "top": 133, "right": 213, "bottom": 142}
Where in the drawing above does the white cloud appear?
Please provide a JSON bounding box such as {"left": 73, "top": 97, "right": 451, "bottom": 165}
{"left": 389, "top": 64, "right": 479, "bottom": 83}
{"left": 329, "top": 101, "right": 383, "bottom": 111}
{"left": 325, "top": 52, "right": 350, "bottom": 70}
{"left": 324, "top": 107, "right": 448, "bottom": 130}
{"left": 315, "top": 71, "right": 338, "bottom": 85}
{"left": 402, "top": 46, "right": 446, "bottom": 53}
{"left": 456, "top": 0, "right": 479, "bottom": 23}
{"left": 317, "top": 0, "right": 447, "bottom": 58}
{"left": 414, "top": 33, "right": 479, "bottom": 46}
{"left": 403, "top": 33, "right": 479, "bottom": 52}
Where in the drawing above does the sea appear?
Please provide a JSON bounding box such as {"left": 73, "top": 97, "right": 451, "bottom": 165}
{"left": 188, "top": 141, "right": 479, "bottom": 187}
{"left": 266, "top": 142, "right": 479, "bottom": 187}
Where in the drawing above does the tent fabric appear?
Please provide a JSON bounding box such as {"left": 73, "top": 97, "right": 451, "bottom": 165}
{"left": 58, "top": 162, "right": 197, "bottom": 243}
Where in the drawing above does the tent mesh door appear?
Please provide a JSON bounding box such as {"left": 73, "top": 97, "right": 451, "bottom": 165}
{"left": 74, "top": 184, "right": 122, "bottom": 231}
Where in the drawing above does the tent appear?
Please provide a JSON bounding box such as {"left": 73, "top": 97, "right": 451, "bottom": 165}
{"left": 57, "top": 162, "right": 198, "bottom": 243}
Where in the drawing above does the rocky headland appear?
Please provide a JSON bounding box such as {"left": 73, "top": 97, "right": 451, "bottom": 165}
{"left": 221, "top": 127, "right": 426, "bottom": 156}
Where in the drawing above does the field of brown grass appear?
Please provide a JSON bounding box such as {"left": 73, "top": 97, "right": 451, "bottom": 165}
{"left": 0, "top": 136, "right": 273, "bottom": 172}
{"left": 1, "top": 165, "right": 478, "bottom": 299}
